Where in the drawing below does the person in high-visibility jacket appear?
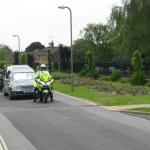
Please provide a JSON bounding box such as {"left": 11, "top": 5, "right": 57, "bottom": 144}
{"left": 34, "top": 64, "right": 53, "bottom": 102}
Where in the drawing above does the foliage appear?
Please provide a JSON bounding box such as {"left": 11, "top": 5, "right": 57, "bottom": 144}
{"left": 59, "top": 44, "right": 71, "bottom": 71}
{"left": 131, "top": 50, "right": 145, "bottom": 85}
{"left": 0, "top": 44, "right": 12, "bottom": 60}
{"left": 110, "top": 71, "right": 121, "bottom": 81}
{"left": 61, "top": 76, "right": 150, "bottom": 96}
{"left": 19, "top": 53, "right": 27, "bottom": 64}
{"left": 100, "top": 76, "right": 111, "bottom": 81}
{"left": 25, "top": 42, "right": 45, "bottom": 52}
{"left": 51, "top": 71, "right": 70, "bottom": 80}
{"left": 48, "top": 49, "right": 52, "bottom": 72}
{"left": 55, "top": 80, "right": 150, "bottom": 106}
{"left": 14, "top": 51, "right": 19, "bottom": 65}
{"left": 27, "top": 53, "right": 35, "bottom": 68}
{"left": 79, "top": 50, "right": 99, "bottom": 79}
{"left": 145, "top": 82, "right": 150, "bottom": 87}
{"left": 0, "top": 60, "right": 6, "bottom": 68}
{"left": 109, "top": 0, "right": 150, "bottom": 60}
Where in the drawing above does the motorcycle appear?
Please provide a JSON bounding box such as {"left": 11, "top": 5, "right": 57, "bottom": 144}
{"left": 34, "top": 78, "right": 54, "bottom": 103}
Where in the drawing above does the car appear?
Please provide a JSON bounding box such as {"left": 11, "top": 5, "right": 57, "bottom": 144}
{"left": 3, "top": 65, "right": 35, "bottom": 100}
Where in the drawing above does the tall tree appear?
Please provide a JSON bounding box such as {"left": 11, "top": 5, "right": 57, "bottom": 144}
{"left": 25, "top": 42, "right": 45, "bottom": 52}
{"left": 59, "top": 44, "right": 71, "bottom": 71}
{"left": 14, "top": 51, "right": 19, "bottom": 65}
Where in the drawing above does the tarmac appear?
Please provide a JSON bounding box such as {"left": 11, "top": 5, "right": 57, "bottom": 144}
{"left": 0, "top": 91, "right": 150, "bottom": 150}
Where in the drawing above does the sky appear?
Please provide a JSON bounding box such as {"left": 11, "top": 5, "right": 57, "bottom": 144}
{"left": 0, "top": 0, "right": 122, "bottom": 51}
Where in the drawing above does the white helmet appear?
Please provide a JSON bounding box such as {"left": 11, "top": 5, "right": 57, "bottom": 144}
{"left": 40, "top": 64, "right": 46, "bottom": 68}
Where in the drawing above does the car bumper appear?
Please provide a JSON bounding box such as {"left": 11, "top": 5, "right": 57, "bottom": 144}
{"left": 11, "top": 91, "right": 34, "bottom": 96}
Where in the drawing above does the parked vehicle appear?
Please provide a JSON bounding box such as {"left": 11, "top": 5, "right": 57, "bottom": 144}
{"left": 0, "top": 73, "right": 4, "bottom": 92}
{"left": 3, "top": 65, "right": 35, "bottom": 100}
{"left": 34, "top": 76, "right": 54, "bottom": 103}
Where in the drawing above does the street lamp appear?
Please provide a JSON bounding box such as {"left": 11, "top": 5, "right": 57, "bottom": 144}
{"left": 58, "top": 5, "right": 74, "bottom": 91}
{"left": 13, "top": 34, "right": 20, "bottom": 53}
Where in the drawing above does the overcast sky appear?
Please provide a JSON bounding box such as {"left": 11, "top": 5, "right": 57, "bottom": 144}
{"left": 0, "top": 0, "right": 122, "bottom": 51}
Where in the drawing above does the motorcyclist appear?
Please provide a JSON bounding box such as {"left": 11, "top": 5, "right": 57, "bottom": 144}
{"left": 34, "top": 64, "right": 54, "bottom": 102}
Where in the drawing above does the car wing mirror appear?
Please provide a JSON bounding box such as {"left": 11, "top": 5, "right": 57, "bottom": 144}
{"left": 5, "top": 78, "right": 10, "bottom": 83}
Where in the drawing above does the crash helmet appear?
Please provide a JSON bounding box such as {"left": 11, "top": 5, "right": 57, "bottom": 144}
{"left": 40, "top": 64, "right": 46, "bottom": 70}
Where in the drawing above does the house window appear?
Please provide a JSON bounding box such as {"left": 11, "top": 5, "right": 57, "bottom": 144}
{"left": 36, "top": 55, "right": 40, "bottom": 62}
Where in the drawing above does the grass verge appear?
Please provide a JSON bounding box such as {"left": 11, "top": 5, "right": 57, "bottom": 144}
{"left": 128, "top": 108, "right": 150, "bottom": 112}
{"left": 54, "top": 80, "right": 150, "bottom": 106}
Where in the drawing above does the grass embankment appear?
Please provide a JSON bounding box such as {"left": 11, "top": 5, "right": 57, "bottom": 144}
{"left": 54, "top": 80, "right": 150, "bottom": 106}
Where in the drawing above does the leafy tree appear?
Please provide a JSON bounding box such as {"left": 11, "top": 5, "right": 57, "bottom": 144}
{"left": 74, "top": 23, "right": 114, "bottom": 63}
{"left": 131, "top": 50, "right": 144, "bottom": 85}
{"left": 25, "top": 42, "right": 45, "bottom": 52}
{"left": 109, "top": 0, "right": 150, "bottom": 60}
{"left": 0, "top": 44, "right": 12, "bottom": 60}
{"left": 14, "top": 51, "right": 19, "bottom": 65}
{"left": 19, "top": 53, "right": 27, "bottom": 64}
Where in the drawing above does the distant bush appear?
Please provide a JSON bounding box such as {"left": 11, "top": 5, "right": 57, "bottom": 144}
{"left": 145, "top": 82, "right": 150, "bottom": 87}
{"left": 100, "top": 76, "right": 111, "bottom": 81}
{"left": 110, "top": 71, "right": 121, "bottom": 81}
{"left": 117, "top": 77, "right": 129, "bottom": 84}
{"left": 51, "top": 71, "right": 70, "bottom": 80}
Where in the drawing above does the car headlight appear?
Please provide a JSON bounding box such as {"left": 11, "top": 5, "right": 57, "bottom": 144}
{"left": 11, "top": 86, "right": 21, "bottom": 91}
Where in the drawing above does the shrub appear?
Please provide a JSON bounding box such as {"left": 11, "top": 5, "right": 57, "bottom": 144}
{"left": 131, "top": 50, "right": 144, "bottom": 85}
{"left": 100, "top": 76, "right": 111, "bottom": 81}
{"left": 131, "top": 73, "right": 145, "bottom": 85}
{"left": 51, "top": 71, "right": 70, "bottom": 80}
{"left": 110, "top": 71, "right": 121, "bottom": 81}
{"left": 144, "top": 81, "right": 150, "bottom": 87}
{"left": 117, "top": 77, "right": 129, "bottom": 84}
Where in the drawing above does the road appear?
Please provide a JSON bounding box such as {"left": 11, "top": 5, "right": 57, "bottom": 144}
{"left": 0, "top": 91, "right": 150, "bottom": 150}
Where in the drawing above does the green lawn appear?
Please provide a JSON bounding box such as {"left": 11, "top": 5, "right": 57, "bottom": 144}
{"left": 129, "top": 108, "right": 150, "bottom": 112}
{"left": 54, "top": 80, "right": 150, "bottom": 106}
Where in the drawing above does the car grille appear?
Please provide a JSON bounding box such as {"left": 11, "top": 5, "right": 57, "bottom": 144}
{"left": 21, "top": 86, "right": 34, "bottom": 91}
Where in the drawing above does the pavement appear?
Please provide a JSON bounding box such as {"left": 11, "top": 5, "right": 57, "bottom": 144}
{"left": 0, "top": 91, "right": 150, "bottom": 150}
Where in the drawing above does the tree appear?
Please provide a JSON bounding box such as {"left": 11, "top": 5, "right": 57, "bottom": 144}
{"left": 59, "top": 44, "right": 71, "bottom": 71}
{"left": 27, "top": 54, "right": 35, "bottom": 68}
{"left": 19, "top": 53, "right": 27, "bottom": 64}
{"left": 0, "top": 44, "right": 12, "bottom": 61}
{"left": 14, "top": 51, "right": 19, "bottom": 65}
{"left": 109, "top": 0, "right": 150, "bottom": 60}
{"left": 74, "top": 23, "right": 114, "bottom": 63}
{"left": 25, "top": 42, "right": 45, "bottom": 52}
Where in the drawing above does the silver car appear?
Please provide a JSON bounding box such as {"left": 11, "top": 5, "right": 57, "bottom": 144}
{"left": 3, "top": 65, "right": 35, "bottom": 100}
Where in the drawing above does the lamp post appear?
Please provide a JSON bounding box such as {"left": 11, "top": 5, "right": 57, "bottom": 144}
{"left": 13, "top": 34, "right": 20, "bottom": 53}
{"left": 58, "top": 5, "right": 74, "bottom": 91}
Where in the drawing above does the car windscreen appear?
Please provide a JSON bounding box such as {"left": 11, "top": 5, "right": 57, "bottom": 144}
{"left": 13, "top": 72, "right": 35, "bottom": 80}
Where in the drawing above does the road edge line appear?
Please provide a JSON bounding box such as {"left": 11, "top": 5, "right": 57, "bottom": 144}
{"left": 0, "top": 135, "right": 8, "bottom": 150}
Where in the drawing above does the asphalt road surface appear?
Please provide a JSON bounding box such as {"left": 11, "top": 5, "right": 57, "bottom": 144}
{"left": 0, "top": 91, "right": 150, "bottom": 150}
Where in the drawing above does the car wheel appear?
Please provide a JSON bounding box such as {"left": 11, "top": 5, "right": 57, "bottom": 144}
{"left": 9, "top": 90, "right": 14, "bottom": 100}
{"left": 3, "top": 91, "right": 7, "bottom": 96}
